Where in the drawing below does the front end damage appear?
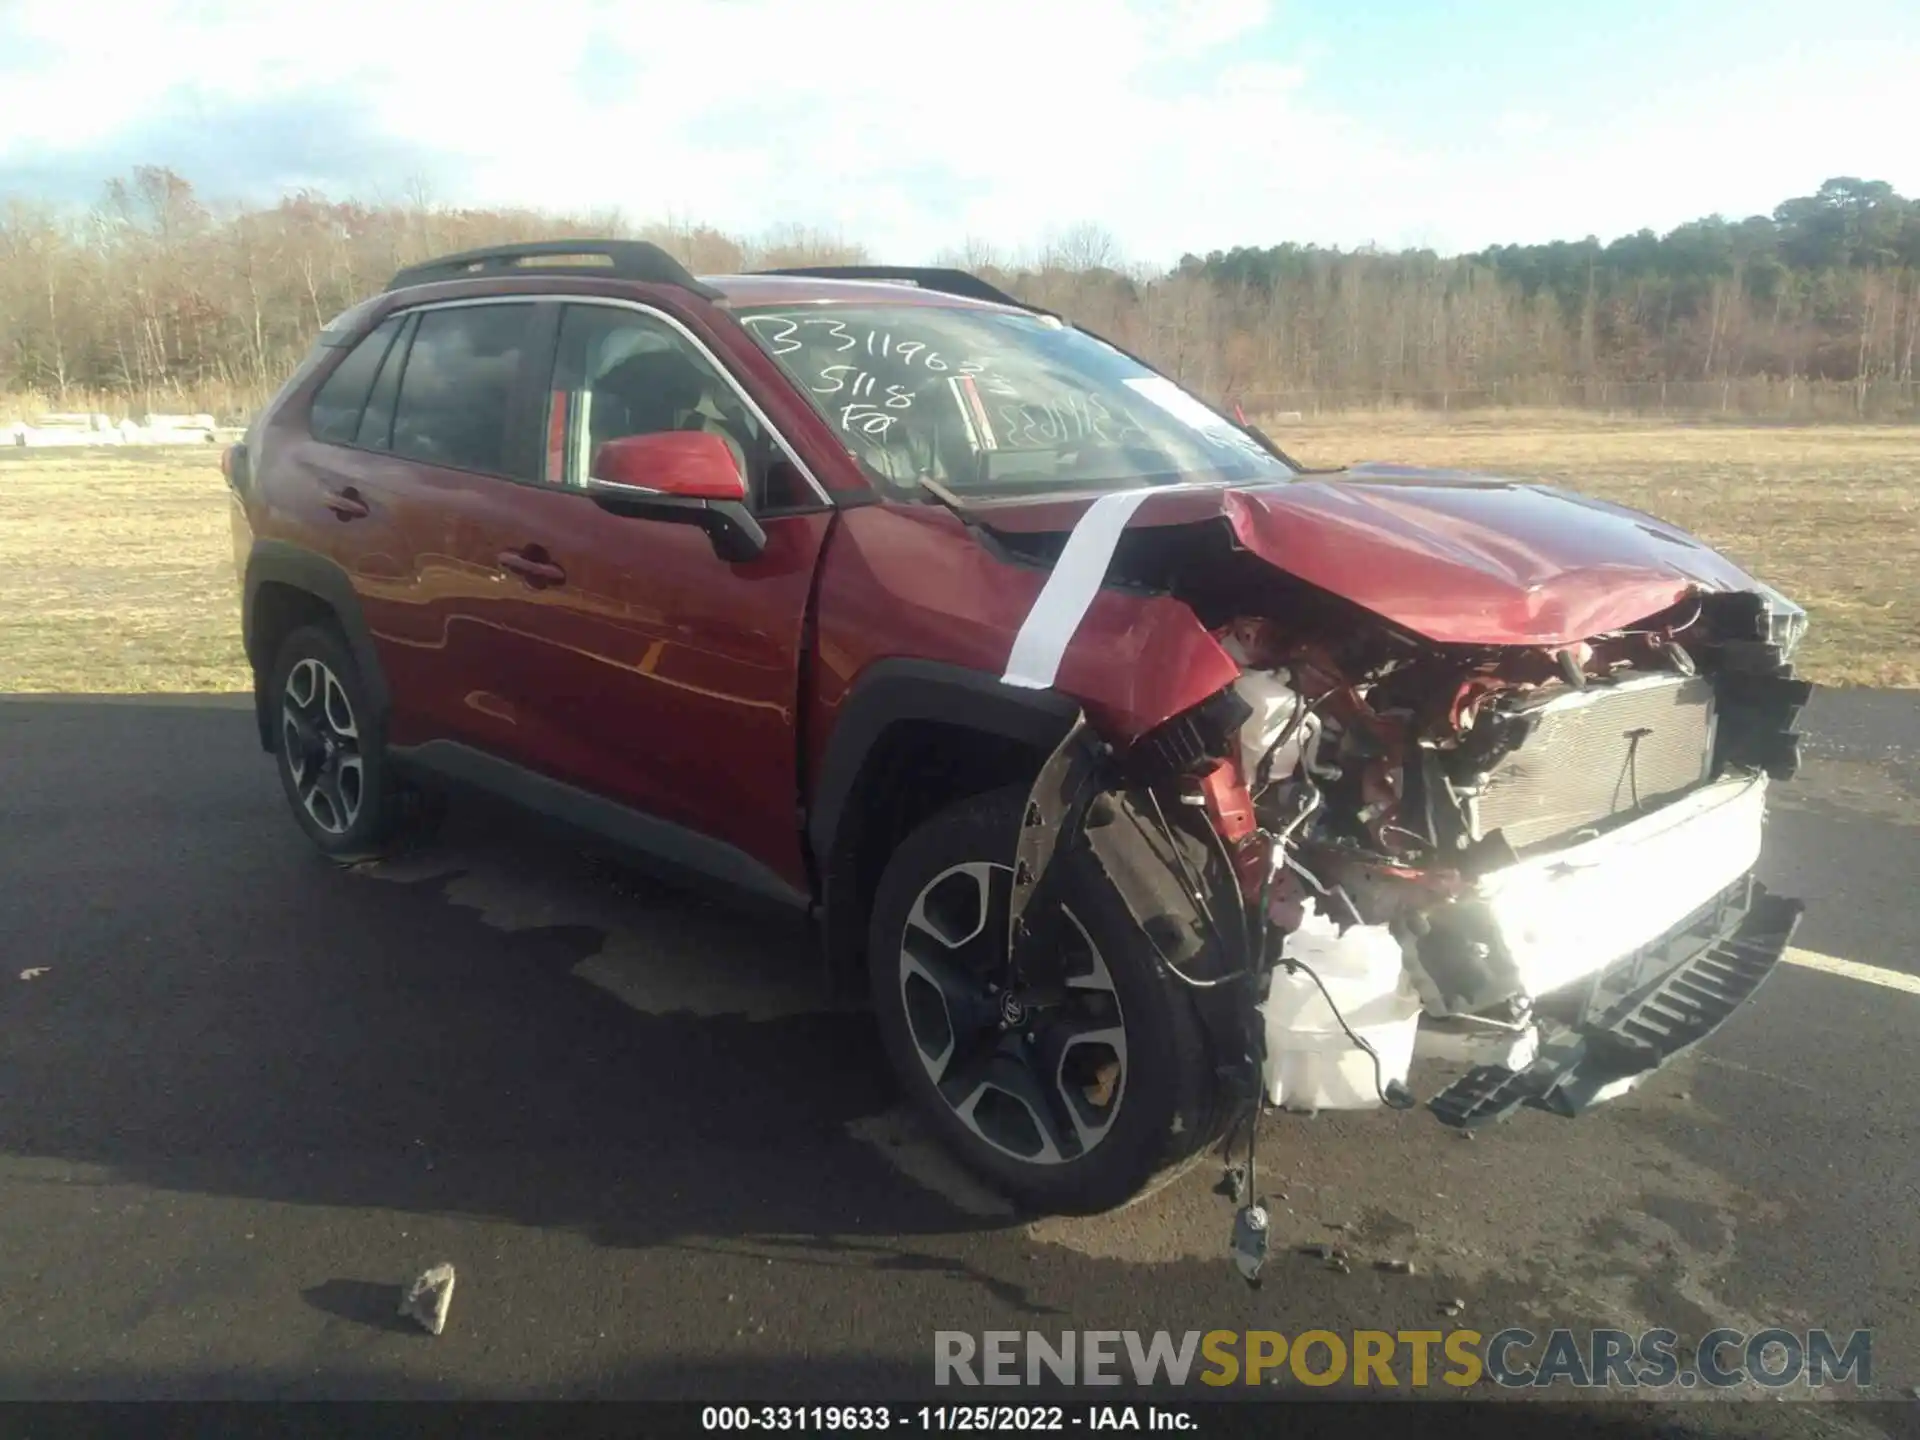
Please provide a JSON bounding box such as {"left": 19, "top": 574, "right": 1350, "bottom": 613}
{"left": 1002, "top": 546, "right": 1809, "bottom": 1274}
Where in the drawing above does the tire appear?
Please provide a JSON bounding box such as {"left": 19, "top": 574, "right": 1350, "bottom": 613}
{"left": 867, "top": 783, "right": 1230, "bottom": 1214}
{"left": 268, "top": 622, "right": 442, "bottom": 863}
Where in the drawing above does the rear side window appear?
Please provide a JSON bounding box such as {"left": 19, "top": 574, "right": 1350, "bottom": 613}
{"left": 309, "top": 317, "right": 402, "bottom": 445}
{"left": 390, "top": 304, "right": 533, "bottom": 477}
{"left": 355, "top": 314, "right": 415, "bottom": 450}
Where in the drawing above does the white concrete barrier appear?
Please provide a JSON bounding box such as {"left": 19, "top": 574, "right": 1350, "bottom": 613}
{"left": 143, "top": 412, "right": 218, "bottom": 432}
{"left": 6, "top": 413, "right": 230, "bottom": 448}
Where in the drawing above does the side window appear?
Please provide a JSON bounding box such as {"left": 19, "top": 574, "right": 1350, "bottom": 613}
{"left": 547, "top": 305, "right": 766, "bottom": 492}
{"left": 355, "top": 313, "right": 415, "bottom": 451}
{"left": 309, "top": 316, "right": 402, "bottom": 445}
{"left": 390, "top": 304, "right": 534, "bottom": 477}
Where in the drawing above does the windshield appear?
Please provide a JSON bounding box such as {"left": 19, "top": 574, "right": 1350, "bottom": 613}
{"left": 736, "top": 303, "right": 1295, "bottom": 499}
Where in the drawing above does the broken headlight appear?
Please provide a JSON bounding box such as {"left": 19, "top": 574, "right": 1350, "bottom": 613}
{"left": 1754, "top": 582, "right": 1809, "bottom": 662}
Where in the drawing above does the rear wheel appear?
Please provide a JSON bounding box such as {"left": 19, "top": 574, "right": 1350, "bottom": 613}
{"left": 868, "top": 784, "right": 1228, "bottom": 1214}
{"left": 269, "top": 623, "right": 441, "bottom": 862}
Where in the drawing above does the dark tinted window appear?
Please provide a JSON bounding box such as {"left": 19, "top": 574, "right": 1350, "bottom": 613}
{"left": 309, "top": 317, "right": 402, "bottom": 445}
{"left": 355, "top": 314, "right": 414, "bottom": 450}
{"left": 390, "top": 305, "right": 533, "bottom": 476}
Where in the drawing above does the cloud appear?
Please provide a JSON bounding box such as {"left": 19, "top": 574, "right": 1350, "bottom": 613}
{"left": 0, "top": 90, "right": 459, "bottom": 209}
{"left": 1, "top": 0, "right": 1915, "bottom": 263}
{"left": 2, "top": 0, "right": 1379, "bottom": 257}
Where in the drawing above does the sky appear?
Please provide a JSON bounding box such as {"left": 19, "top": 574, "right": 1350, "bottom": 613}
{"left": 1, "top": 0, "right": 1915, "bottom": 266}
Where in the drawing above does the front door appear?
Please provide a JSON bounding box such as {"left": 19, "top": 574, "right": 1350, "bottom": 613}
{"left": 441, "top": 299, "right": 833, "bottom": 894}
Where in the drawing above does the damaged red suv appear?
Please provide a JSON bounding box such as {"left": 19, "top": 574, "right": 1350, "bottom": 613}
{"left": 227, "top": 241, "right": 1809, "bottom": 1231}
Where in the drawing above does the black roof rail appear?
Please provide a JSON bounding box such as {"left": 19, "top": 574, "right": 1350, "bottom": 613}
{"left": 751, "top": 265, "right": 1050, "bottom": 315}
{"left": 386, "top": 239, "right": 723, "bottom": 299}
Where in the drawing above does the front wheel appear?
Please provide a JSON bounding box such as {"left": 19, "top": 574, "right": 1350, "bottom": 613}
{"left": 867, "top": 784, "right": 1229, "bottom": 1214}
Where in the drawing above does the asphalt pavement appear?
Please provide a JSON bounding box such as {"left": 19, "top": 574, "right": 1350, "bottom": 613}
{"left": 1, "top": 687, "right": 1916, "bottom": 1430}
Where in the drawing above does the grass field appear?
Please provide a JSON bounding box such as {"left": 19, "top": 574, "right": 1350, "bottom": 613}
{"left": 1, "top": 415, "right": 1914, "bottom": 693}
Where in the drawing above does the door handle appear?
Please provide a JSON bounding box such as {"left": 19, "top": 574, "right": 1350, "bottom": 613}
{"left": 497, "top": 548, "right": 567, "bottom": 587}
{"left": 323, "top": 487, "right": 369, "bottom": 520}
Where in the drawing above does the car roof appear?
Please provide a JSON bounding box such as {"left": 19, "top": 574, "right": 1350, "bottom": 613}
{"left": 376, "top": 245, "right": 1041, "bottom": 317}
{"left": 698, "top": 273, "right": 1021, "bottom": 313}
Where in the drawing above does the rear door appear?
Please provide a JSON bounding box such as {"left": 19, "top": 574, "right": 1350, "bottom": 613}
{"left": 369, "top": 297, "right": 556, "bottom": 757}
{"left": 278, "top": 309, "right": 464, "bottom": 741}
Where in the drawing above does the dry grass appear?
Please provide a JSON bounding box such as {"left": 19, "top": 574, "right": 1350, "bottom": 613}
{"left": 1, "top": 417, "right": 1915, "bottom": 693}
{"left": 0, "top": 448, "right": 249, "bottom": 693}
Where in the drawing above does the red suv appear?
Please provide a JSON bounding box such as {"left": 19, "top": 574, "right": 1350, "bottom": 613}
{"left": 227, "top": 240, "right": 1810, "bottom": 1230}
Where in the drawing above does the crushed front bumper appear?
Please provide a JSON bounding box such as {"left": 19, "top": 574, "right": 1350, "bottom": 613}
{"left": 1426, "top": 870, "right": 1803, "bottom": 1127}
{"left": 1011, "top": 717, "right": 1804, "bottom": 1134}
{"left": 1410, "top": 773, "right": 1775, "bottom": 1014}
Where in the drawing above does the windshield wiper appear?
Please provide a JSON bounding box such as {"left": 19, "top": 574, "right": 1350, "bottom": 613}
{"left": 917, "top": 475, "right": 981, "bottom": 527}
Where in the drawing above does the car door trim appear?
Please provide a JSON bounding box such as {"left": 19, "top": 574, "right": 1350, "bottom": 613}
{"left": 388, "top": 738, "right": 811, "bottom": 911}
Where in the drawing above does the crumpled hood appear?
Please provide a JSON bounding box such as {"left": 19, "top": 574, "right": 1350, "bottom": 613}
{"left": 970, "top": 465, "right": 1766, "bottom": 647}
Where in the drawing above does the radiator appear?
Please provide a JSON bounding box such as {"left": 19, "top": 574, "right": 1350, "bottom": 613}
{"left": 1469, "top": 673, "right": 1718, "bottom": 853}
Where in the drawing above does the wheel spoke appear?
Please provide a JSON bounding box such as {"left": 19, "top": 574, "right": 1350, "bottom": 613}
{"left": 281, "top": 709, "right": 312, "bottom": 785}
{"left": 302, "top": 757, "right": 344, "bottom": 834}
{"left": 899, "top": 944, "right": 998, "bottom": 1082}
{"left": 334, "top": 754, "right": 365, "bottom": 829}
{"left": 299, "top": 772, "right": 336, "bottom": 831}
{"left": 1034, "top": 1015, "right": 1129, "bottom": 1154}
{"left": 939, "top": 1039, "right": 1078, "bottom": 1165}
{"left": 904, "top": 861, "right": 1001, "bottom": 951}
{"left": 322, "top": 671, "right": 358, "bottom": 740}
{"left": 285, "top": 659, "right": 329, "bottom": 730}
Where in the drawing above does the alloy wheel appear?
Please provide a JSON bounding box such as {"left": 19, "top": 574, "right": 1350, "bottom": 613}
{"left": 897, "top": 861, "right": 1128, "bottom": 1165}
{"left": 280, "top": 657, "right": 364, "bottom": 835}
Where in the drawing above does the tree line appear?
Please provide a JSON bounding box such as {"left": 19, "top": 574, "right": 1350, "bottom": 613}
{"left": 2, "top": 169, "right": 1916, "bottom": 422}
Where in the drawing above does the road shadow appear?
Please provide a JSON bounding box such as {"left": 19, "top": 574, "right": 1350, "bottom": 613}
{"left": 0, "top": 694, "right": 1023, "bottom": 1254}
{"left": 300, "top": 1280, "right": 418, "bottom": 1335}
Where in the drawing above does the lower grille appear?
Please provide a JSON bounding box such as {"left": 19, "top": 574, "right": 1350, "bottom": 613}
{"left": 1471, "top": 673, "right": 1717, "bottom": 852}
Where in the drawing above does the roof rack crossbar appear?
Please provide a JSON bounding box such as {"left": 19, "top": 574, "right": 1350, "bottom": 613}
{"left": 386, "top": 239, "right": 722, "bottom": 298}
{"left": 750, "top": 265, "right": 1049, "bottom": 315}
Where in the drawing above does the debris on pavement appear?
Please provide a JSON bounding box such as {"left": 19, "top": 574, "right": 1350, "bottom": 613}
{"left": 1379, "top": 1258, "right": 1417, "bottom": 1274}
{"left": 1229, "top": 1202, "right": 1271, "bottom": 1286}
{"left": 19, "top": 968, "right": 48, "bottom": 981}
{"left": 1215, "top": 1165, "right": 1248, "bottom": 1203}
{"left": 400, "top": 1263, "right": 456, "bottom": 1335}
{"left": 1440, "top": 1297, "right": 1466, "bottom": 1317}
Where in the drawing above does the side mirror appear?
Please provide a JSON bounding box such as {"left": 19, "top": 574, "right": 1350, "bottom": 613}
{"left": 583, "top": 430, "right": 766, "bottom": 562}
{"left": 590, "top": 430, "right": 746, "bottom": 501}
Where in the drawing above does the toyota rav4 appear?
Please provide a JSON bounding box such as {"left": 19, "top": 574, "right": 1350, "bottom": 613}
{"left": 226, "top": 240, "right": 1809, "bottom": 1236}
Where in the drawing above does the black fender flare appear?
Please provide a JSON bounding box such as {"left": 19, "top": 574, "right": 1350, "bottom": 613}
{"left": 242, "top": 540, "right": 391, "bottom": 751}
{"left": 807, "top": 659, "right": 1080, "bottom": 982}
{"left": 806, "top": 658, "right": 1081, "bottom": 872}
